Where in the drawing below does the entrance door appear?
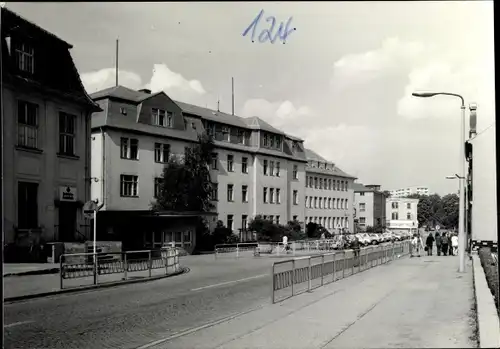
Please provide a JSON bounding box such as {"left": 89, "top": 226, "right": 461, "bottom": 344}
{"left": 59, "top": 204, "right": 76, "bottom": 241}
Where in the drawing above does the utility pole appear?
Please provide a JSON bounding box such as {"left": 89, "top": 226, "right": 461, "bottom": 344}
{"left": 115, "top": 38, "right": 119, "bottom": 86}
{"left": 231, "top": 77, "right": 235, "bottom": 115}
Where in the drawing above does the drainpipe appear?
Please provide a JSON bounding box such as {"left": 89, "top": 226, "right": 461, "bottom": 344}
{"left": 98, "top": 127, "right": 105, "bottom": 211}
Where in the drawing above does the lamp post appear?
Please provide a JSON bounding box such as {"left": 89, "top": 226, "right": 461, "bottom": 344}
{"left": 446, "top": 174, "right": 468, "bottom": 252}
{"left": 413, "top": 92, "right": 466, "bottom": 273}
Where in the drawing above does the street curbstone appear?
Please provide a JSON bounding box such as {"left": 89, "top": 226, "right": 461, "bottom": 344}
{"left": 4, "top": 268, "right": 61, "bottom": 278}
{"left": 4, "top": 267, "right": 189, "bottom": 303}
{"left": 472, "top": 255, "right": 500, "bottom": 348}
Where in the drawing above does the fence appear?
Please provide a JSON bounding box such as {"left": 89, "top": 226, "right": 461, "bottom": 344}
{"left": 59, "top": 247, "right": 180, "bottom": 289}
{"left": 271, "top": 241, "right": 410, "bottom": 303}
{"left": 214, "top": 242, "right": 259, "bottom": 259}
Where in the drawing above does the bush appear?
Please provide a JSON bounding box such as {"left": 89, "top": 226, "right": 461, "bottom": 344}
{"left": 478, "top": 247, "right": 499, "bottom": 316}
{"left": 248, "top": 215, "right": 289, "bottom": 242}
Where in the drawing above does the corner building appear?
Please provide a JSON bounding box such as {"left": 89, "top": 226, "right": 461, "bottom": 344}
{"left": 89, "top": 86, "right": 308, "bottom": 251}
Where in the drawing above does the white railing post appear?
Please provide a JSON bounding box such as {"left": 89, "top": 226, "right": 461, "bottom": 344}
{"left": 308, "top": 257, "right": 312, "bottom": 291}
{"left": 292, "top": 259, "right": 295, "bottom": 297}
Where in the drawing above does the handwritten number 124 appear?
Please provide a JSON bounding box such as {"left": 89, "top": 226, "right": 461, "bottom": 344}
{"left": 243, "top": 9, "right": 295, "bottom": 44}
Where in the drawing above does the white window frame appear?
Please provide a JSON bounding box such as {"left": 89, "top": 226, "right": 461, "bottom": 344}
{"left": 120, "top": 175, "right": 138, "bottom": 197}
{"left": 227, "top": 215, "right": 234, "bottom": 231}
{"left": 293, "top": 165, "right": 298, "bottom": 180}
{"left": 154, "top": 143, "right": 170, "bottom": 163}
{"left": 263, "top": 187, "right": 268, "bottom": 203}
{"left": 242, "top": 157, "right": 248, "bottom": 173}
{"left": 120, "top": 137, "right": 139, "bottom": 160}
{"left": 17, "top": 100, "right": 39, "bottom": 149}
{"left": 227, "top": 184, "right": 234, "bottom": 202}
{"left": 276, "top": 188, "right": 281, "bottom": 204}
{"left": 151, "top": 108, "right": 168, "bottom": 127}
{"left": 227, "top": 154, "right": 234, "bottom": 172}
{"left": 59, "top": 112, "right": 76, "bottom": 156}
{"left": 242, "top": 185, "right": 248, "bottom": 202}
{"left": 293, "top": 190, "right": 298, "bottom": 205}
{"left": 270, "top": 188, "right": 275, "bottom": 204}
{"left": 211, "top": 153, "right": 218, "bottom": 170}
{"left": 15, "top": 42, "right": 34, "bottom": 74}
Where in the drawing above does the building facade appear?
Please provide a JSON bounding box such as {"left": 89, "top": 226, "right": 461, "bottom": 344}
{"left": 385, "top": 197, "right": 419, "bottom": 234}
{"left": 89, "top": 86, "right": 310, "bottom": 251}
{"left": 304, "top": 149, "right": 356, "bottom": 233}
{"left": 390, "top": 186, "right": 429, "bottom": 198}
{"left": 353, "top": 184, "right": 387, "bottom": 230}
{"left": 2, "top": 8, "right": 100, "bottom": 248}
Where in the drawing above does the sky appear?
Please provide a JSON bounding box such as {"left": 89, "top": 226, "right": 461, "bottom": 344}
{"left": 5, "top": 1, "right": 496, "bottom": 197}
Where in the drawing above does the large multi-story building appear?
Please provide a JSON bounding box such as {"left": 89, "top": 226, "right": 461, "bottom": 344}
{"left": 89, "top": 86, "right": 310, "bottom": 251}
{"left": 2, "top": 8, "right": 100, "bottom": 249}
{"left": 386, "top": 197, "right": 419, "bottom": 234}
{"left": 353, "top": 184, "right": 388, "bottom": 230}
{"left": 390, "top": 186, "right": 429, "bottom": 198}
{"left": 304, "top": 149, "right": 356, "bottom": 233}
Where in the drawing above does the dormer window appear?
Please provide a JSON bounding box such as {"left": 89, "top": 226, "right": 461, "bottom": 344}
{"left": 152, "top": 108, "right": 173, "bottom": 128}
{"left": 276, "top": 136, "right": 282, "bottom": 149}
{"left": 222, "top": 126, "right": 230, "bottom": 141}
{"left": 15, "top": 42, "right": 35, "bottom": 74}
{"left": 120, "top": 108, "right": 127, "bottom": 115}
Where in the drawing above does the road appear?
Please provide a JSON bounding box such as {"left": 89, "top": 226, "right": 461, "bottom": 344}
{"left": 4, "top": 254, "right": 275, "bottom": 349}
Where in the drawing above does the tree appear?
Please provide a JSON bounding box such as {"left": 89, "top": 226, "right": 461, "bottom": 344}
{"left": 286, "top": 220, "right": 306, "bottom": 241}
{"left": 248, "top": 215, "right": 287, "bottom": 242}
{"left": 441, "top": 193, "right": 459, "bottom": 229}
{"left": 152, "top": 133, "right": 215, "bottom": 212}
{"left": 212, "top": 220, "right": 238, "bottom": 245}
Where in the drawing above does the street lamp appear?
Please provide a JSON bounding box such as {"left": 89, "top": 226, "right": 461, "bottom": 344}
{"left": 413, "top": 91, "right": 467, "bottom": 273}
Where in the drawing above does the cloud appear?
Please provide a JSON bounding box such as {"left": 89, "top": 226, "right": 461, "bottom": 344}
{"left": 80, "top": 64, "right": 207, "bottom": 105}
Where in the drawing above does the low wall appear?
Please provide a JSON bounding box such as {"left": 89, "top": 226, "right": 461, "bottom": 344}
{"left": 472, "top": 255, "right": 500, "bottom": 348}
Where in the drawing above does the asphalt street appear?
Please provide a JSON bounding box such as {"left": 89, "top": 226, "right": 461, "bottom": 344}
{"left": 4, "top": 254, "right": 275, "bottom": 349}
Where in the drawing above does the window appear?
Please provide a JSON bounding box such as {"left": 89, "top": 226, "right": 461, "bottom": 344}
{"left": 276, "top": 162, "right": 280, "bottom": 177}
{"left": 242, "top": 157, "right": 248, "bottom": 173}
{"left": 359, "top": 203, "right": 366, "bottom": 212}
{"left": 263, "top": 187, "right": 268, "bottom": 203}
{"left": 407, "top": 203, "right": 411, "bottom": 209}
{"left": 120, "top": 138, "right": 138, "bottom": 160}
{"left": 276, "top": 136, "right": 282, "bottom": 149}
{"left": 308, "top": 196, "right": 312, "bottom": 208}
{"left": 15, "top": 42, "right": 34, "bottom": 74}
{"left": 305, "top": 176, "right": 309, "bottom": 187}
{"left": 227, "top": 155, "right": 234, "bottom": 172}
{"left": 166, "top": 111, "right": 173, "bottom": 127}
{"left": 319, "top": 198, "right": 323, "bottom": 209}
{"left": 263, "top": 134, "right": 269, "bottom": 147}
{"left": 17, "top": 101, "right": 38, "bottom": 149}
{"left": 263, "top": 160, "right": 268, "bottom": 175}
{"left": 18, "top": 182, "right": 38, "bottom": 229}
{"left": 227, "top": 184, "right": 234, "bottom": 202}
{"left": 314, "top": 177, "right": 318, "bottom": 189}
{"left": 227, "top": 215, "right": 234, "bottom": 231}
{"left": 120, "top": 107, "right": 127, "bottom": 115}
{"left": 407, "top": 213, "right": 412, "bottom": 220}
{"left": 270, "top": 188, "right": 275, "bottom": 204}
{"left": 210, "top": 183, "right": 218, "bottom": 201}
{"left": 222, "top": 126, "right": 230, "bottom": 141}
{"left": 293, "top": 215, "right": 298, "bottom": 221}
{"left": 154, "top": 143, "right": 170, "bottom": 163}
{"left": 329, "top": 179, "right": 332, "bottom": 190}
{"left": 392, "top": 212, "right": 399, "bottom": 220}
{"left": 359, "top": 217, "right": 366, "bottom": 224}
{"left": 270, "top": 161, "right": 275, "bottom": 176}
{"left": 392, "top": 202, "right": 399, "bottom": 209}
{"left": 59, "top": 112, "right": 76, "bottom": 156}
{"left": 336, "top": 198, "right": 340, "bottom": 209}
{"left": 314, "top": 197, "right": 318, "bottom": 208}
{"left": 328, "top": 198, "right": 331, "bottom": 209}
{"left": 242, "top": 215, "right": 248, "bottom": 230}
{"left": 309, "top": 177, "right": 313, "bottom": 187}
{"left": 319, "top": 178, "right": 323, "bottom": 189}
{"left": 242, "top": 185, "right": 248, "bottom": 202}
{"left": 305, "top": 196, "right": 308, "bottom": 208}
{"left": 154, "top": 178, "right": 162, "bottom": 198}
{"left": 276, "top": 188, "right": 281, "bottom": 204}
{"left": 276, "top": 215, "right": 280, "bottom": 225}
{"left": 211, "top": 153, "right": 218, "bottom": 170}
{"left": 293, "top": 165, "right": 298, "bottom": 180}
{"left": 269, "top": 215, "right": 274, "bottom": 222}
{"left": 360, "top": 192, "right": 365, "bottom": 196}
{"left": 120, "top": 175, "right": 138, "bottom": 197}
{"left": 151, "top": 108, "right": 170, "bottom": 127}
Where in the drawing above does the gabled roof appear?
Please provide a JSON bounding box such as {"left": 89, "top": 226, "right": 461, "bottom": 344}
{"left": 304, "top": 147, "right": 357, "bottom": 179}
{"left": 305, "top": 148, "right": 328, "bottom": 162}
{"left": 174, "top": 100, "right": 249, "bottom": 129}
{"left": 90, "top": 85, "right": 148, "bottom": 102}
{"left": 243, "top": 116, "right": 285, "bottom": 135}
{"left": 2, "top": 7, "right": 72, "bottom": 48}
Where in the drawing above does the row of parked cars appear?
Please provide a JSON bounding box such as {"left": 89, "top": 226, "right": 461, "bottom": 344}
{"left": 354, "top": 231, "right": 412, "bottom": 246}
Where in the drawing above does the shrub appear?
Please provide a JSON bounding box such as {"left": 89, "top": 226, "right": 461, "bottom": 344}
{"left": 478, "top": 247, "right": 499, "bottom": 316}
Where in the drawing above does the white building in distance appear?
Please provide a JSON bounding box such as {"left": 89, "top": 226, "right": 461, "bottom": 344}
{"left": 386, "top": 197, "right": 419, "bottom": 234}
{"left": 390, "top": 186, "right": 429, "bottom": 198}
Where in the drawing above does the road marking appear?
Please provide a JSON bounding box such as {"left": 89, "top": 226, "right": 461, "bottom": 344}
{"left": 135, "top": 305, "right": 264, "bottom": 349}
{"left": 4, "top": 320, "right": 35, "bottom": 328}
{"left": 190, "top": 274, "right": 267, "bottom": 291}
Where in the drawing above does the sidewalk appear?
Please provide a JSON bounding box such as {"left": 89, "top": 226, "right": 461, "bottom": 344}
{"left": 3, "top": 263, "right": 60, "bottom": 276}
{"left": 147, "top": 255, "right": 477, "bottom": 349}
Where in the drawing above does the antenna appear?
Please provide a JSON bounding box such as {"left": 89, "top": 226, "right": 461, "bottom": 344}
{"left": 217, "top": 96, "right": 220, "bottom": 112}
{"left": 231, "top": 77, "right": 234, "bottom": 115}
{"left": 115, "top": 38, "right": 119, "bottom": 86}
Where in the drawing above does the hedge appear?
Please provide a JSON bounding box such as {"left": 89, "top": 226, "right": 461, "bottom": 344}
{"left": 478, "top": 247, "right": 499, "bottom": 316}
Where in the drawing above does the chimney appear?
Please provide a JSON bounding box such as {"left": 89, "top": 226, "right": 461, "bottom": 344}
{"left": 138, "top": 89, "right": 151, "bottom": 94}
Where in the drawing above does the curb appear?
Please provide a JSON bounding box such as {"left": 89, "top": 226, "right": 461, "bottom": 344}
{"left": 472, "top": 255, "right": 500, "bottom": 348}
{"left": 4, "top": 267, "right": 189, "bottom": 303}
{"left": 4, "top": 268, "right": 60, "bottom": 277}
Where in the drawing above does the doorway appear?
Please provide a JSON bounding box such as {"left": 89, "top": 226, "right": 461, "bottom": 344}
{"left": 59, "top": 204, "right": 77, "bottom": 241}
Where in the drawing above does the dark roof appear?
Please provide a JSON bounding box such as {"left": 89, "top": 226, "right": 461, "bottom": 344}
{"left": 2, "top": 7, "right": 72, "bottom": 48}
{"left": 244, "top": 116, "right": 285, "bottom": 135}
{"left": 305, "top": 148, "right": 328, "bottom": 162}
{"left": 353, "top": 183, "right": 367, "bottom": 191}
{"left": 304, "top": 148, "right": 357, "bottom": 179}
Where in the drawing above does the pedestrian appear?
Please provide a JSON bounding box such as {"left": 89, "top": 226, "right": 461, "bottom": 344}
{"left": 448, "top": 233, "right": 453, "bottom": 256}
{"left": 351, "top": 236, "right": 360, "bottom": 267}
{"left": 441, "top": 232, "right": 449, "bottom": 256}
{"left": 451, "top": 233, "right": 459, "bottom": 256}
{"left": 425, "top": 232, "right": 434, "bottom": 256}
{"left": 435, "top": 231, "right": 442, "bottom": 256}
{"left": 411, "top": 233, "right": 424, "bottom": 257}
{"left": 282, "top": 234, "right": 289, "bottom": 253}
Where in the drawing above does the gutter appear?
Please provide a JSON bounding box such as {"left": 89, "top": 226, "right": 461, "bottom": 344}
{"left": 98, "top": 127, "right": 105, "bottom": 211}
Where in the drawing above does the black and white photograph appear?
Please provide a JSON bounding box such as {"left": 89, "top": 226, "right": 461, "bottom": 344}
{"left": 1, "top": 1, "right": 497, "bottom": 348}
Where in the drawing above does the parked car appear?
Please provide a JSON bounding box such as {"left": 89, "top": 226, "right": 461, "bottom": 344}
{"left": 368, "top": 234, "right": 380, "bottom": 245}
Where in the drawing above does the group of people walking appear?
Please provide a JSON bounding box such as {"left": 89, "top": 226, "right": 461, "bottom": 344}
{"left": 424, "top": 231, "right": 458, "bottom": 256}
{"left": 410, "top": 231, "right": 458, "bottom": 257}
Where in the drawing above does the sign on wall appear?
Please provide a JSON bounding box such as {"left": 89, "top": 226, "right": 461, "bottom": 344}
{"left": 59, "top": 186, "right": 77, "bottom": 202}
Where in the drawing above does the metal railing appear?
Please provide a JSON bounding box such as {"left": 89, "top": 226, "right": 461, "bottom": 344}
{"left": 214, "top": 242, "right": 259, "bottom": 259}
{"left": 60, "top": 247, "right": 180, "bottom": 289}
{"left": 271, "top": 241, "right": 410, "bottom": 303}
